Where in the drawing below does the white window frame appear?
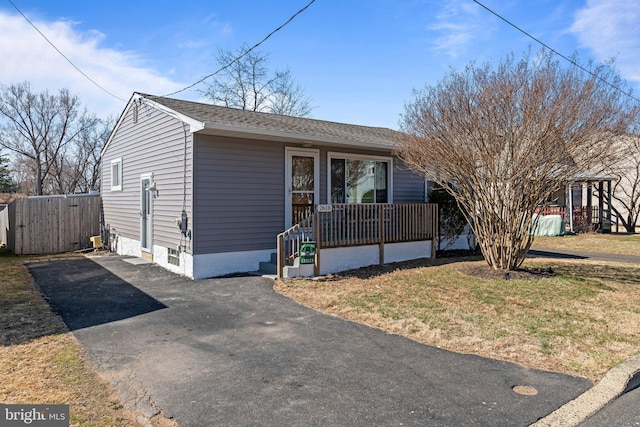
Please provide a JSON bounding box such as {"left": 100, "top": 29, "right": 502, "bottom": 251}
{"left": 327, "top": 152, "right": 393, "bottom": 204}
{"left": 111, "top": 158, "right": 123, "bottom": 192}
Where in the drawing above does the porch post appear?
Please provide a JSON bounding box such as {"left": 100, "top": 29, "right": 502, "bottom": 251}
{"left": 567, "top": 183, "right": 574, "bottom": 233}
{"left": 598, "top": 181, "right": 605, "bottom": 231}
{"left": 314, "top": 211, "right": 321, "bottom": 276}
{"left": 277, "top": 233, "right": 284, "bottom": 280}
{"left": 586, "top": 183, "right": 593, "bottom": 229}
{"left": 378, "top": 204, "right": 384, "bottom": 266}
{"left": 607, "top": 180, "right": 612, "bottom": 232}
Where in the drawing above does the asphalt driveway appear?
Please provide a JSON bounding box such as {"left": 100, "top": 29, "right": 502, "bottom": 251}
{"left": 29, "top": 256, "right": 592, "bottom": 426}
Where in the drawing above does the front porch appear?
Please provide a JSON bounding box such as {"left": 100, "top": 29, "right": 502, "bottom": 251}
{"left": 535, "top": 206, "right": 612, "bottom": 233}
{"left": 276, "top": 203, "right": 438, "bottom": 279}
{"left": 538, "top": 174, "right": 614, "bottom": 234}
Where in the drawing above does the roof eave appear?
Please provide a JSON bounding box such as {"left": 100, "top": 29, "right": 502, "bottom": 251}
{"left": 197, "top": 123, "right": 396, "bottom": 151}
{"left": 139, "top": 95, "right": 205, "bottom": 132}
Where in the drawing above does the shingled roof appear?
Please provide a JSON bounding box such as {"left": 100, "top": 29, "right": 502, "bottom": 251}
{"left": 138, "top": 93, "right": 400, "bottom": 148}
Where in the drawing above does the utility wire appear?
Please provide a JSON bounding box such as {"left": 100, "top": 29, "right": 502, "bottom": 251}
{"left": 8, "top": 0, "right": 128, "bottom": 102}
{"left": 163, "top": 0, "right": 316, "bottom": 97}
{"left": 473, "top": 0, "right": 640, "bottom": 104}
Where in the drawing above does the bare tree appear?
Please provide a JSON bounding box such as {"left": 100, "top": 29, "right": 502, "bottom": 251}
{"left": 49, "top": 115, "right": 114, "bottom": 194}
{"left": 203, "top": 45, "right": 313, "bottom": 117}
{"left": 269, "top": 68, "right": 313, "bottom": 117}
{"left": 396, "top": 49, "right": 638, "bottom": 270}
{"left": 0, "top": 82, "right": 92, "bottom": 195}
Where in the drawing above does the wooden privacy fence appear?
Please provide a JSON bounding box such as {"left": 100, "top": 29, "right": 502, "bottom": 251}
{"left": 0, "top": 194, "right": 101, "bottom": 255}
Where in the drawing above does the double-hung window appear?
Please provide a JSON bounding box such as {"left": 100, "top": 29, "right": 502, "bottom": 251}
{"left": 111, "top": 158, "right": 122, "bottom": 191}
{"left": 329, "top": 154, "right": 391, "bottom": 204}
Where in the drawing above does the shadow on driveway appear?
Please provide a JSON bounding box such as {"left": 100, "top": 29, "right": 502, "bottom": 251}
{"left": 27, "top": 255, "right": 594, "bottom": 427}
{"left": 28, "top": 257, "right": 167, "bottom": 331}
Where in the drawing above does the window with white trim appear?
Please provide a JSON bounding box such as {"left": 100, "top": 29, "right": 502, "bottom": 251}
{"left": 111, "top": 158, "right": 122, "bottom": 191}
{"left": 329, "top": 154, "right": 391, "bottom": 203}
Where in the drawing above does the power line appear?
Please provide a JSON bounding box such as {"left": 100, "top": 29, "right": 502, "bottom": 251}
{"left": 473, "top": 0, "right": 640, "bottom": 104}
{"left": 163, "top": 0, "right": 316, "bottom": 97}
{"left": 8, "top": 0, "right": 128, "bottom": 102}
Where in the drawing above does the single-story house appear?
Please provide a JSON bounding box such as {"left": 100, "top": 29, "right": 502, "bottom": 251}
{"left": 101, "top": 93, "right": 437, "bottom": 279}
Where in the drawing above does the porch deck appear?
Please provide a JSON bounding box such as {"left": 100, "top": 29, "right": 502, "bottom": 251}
{"left": 277, "top": 203, "right": 438, "bottom": 278}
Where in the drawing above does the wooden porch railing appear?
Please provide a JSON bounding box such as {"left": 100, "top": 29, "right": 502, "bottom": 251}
{"left": 277, "top": 203, "right": 438, "bottom": 279}
{"left": 277, "top": 213, "right": 315, "bottom": 277}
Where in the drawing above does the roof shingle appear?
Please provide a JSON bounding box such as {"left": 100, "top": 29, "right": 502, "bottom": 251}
{"left": 140, "top": 93, "right": 400, "bottom": 147}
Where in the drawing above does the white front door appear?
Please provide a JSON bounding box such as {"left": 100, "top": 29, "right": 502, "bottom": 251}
{"left": 140, "top": 175, "right": 153, "bottom": 252}
{"left": 285, "top": 148, "right": 319, "bottom": 229}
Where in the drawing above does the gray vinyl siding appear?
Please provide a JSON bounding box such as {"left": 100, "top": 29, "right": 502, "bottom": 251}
{"left": 192, "top": 141, "right": 425, "bottom": 254}
{"left": 393, "top": 159, "right": 426, "bottom": 203}
{"left": 192, "top": 135, "right": 285, "bottom": 254}
{"left": 101, "top": 104, "right": 193, "bottom": 250}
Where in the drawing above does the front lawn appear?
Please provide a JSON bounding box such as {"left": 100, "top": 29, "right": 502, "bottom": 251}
{"left": 0, "top": 250, "right": 170, "bottom": 426}
{"left": 275, "top": 250, "right": 640, "bottom": 382}
{"left": 532, "top": 232, "right": 640, "bottom": 256}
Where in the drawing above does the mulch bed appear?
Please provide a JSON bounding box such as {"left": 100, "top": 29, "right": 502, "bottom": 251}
{"left": 458, "top": 264, "right": 556, "bottom": 280}
{"left": 324, "top": 248, "right": 556, "bottom": 281}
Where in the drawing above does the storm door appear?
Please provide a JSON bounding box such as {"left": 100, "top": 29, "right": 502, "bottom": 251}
{"left": 140, "top": 175, "right": 153, "bottom": 252}
{"left": 285, "top": 148, "right": 319, "bottom": 228}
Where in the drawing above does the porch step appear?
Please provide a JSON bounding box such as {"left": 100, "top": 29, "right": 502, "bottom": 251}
{"left": 259, "top": 252, "right": 278, "bottom": 275}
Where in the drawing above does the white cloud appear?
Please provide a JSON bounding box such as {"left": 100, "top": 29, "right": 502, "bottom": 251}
{"left": 0, "top": 11, "right": 185, "bottom": 118}
{"left": 429, "top": 0, "right": 494, "bottom": 58}
{"left": 570, "top": 0, "right": 640, "bottom": 87}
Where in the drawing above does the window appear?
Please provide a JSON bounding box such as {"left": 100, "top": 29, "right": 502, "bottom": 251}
{"left": 111, "top": 158, "right": 122, "bottom": 191}
{"left": 329, "top": 154, "right": 391, "bottom": 203}
{"left": 168, "top": 247, "right": 180, "bottom": 266}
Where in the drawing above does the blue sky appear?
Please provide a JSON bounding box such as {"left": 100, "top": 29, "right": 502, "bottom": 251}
{"left": 1, "top": 0, "right": 639, "bottom": 129}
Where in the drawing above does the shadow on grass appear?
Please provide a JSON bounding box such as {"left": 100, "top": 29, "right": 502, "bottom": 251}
{"left": 326, "top": 247, "right": 640, "bottom": 285}
{"left": 528, "top": 249, "right": 588, "bottom": 260}
{"left": 27, "top": 257, "right": 167, "bottom": 331}
{"left": 325, "top": 252, "right": 485, "bottom": 280}
{"left": 549, "top": 262, "right": 640, "bottom": 286}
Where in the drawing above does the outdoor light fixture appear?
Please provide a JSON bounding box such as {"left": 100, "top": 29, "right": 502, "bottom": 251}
{"left": 146, "top": 181, "right": 159, "bottom": 198}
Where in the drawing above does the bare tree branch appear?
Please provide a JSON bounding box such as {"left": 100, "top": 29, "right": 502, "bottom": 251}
{"left": 396, "top": 49, "right": 638, "bottom": 270}
{"left": 202, "top": 45, "right": 313, "bottom": 117}
{"left": 0, "top": 82, "right": 107, "bottom": 195}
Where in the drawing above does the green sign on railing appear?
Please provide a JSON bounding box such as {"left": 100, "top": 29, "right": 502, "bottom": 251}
{"left": 300, "top": 241, "right": 316, "bottom": 264}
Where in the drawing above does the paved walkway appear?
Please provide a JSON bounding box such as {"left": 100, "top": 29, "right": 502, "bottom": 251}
{"left": 28, "top": 256, "right": 593, "bottom": 427}
{"left": 528, "top": 249, "right": 640, "bottom": 265}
